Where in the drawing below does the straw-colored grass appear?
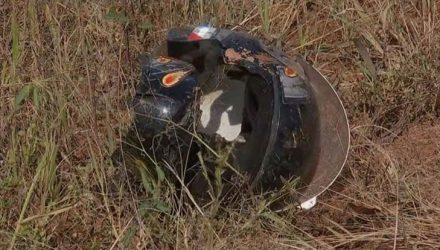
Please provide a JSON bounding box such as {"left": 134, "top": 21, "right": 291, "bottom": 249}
{"left": 1, "top": 0, "right": 439, "bottom": 249}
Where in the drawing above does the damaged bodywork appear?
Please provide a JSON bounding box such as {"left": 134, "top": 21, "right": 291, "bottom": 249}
{"left": 114, "top": 26, "right": 350, "bottom": 209}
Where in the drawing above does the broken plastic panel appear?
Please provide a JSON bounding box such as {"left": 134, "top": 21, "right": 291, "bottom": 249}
{"left": 116, "top": 26, "right": 350, "bottom": 209}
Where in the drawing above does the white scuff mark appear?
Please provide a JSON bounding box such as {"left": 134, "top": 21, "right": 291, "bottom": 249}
{"left": 199, "top": 79, "right": 245, "bottom": 141}
{"left": 299, "top": 196, "right": 317, "bottom": 210}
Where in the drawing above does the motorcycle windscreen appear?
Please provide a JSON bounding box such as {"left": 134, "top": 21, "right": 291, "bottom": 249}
{"left": 295, "top": 56, "right": 350, "bottom": 204}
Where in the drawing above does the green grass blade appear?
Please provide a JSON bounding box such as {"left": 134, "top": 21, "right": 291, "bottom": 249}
{"left": 11, "top": 9, "right": 20, "bottom": 69}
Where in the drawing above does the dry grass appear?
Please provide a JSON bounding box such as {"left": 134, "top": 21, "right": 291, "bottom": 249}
{"left": 1, "top": 0, "right": 440, "bottom": 249}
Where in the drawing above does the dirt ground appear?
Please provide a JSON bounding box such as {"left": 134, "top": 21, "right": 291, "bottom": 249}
{"left": 1, "top": 0, "right": 440, "bottom": 249}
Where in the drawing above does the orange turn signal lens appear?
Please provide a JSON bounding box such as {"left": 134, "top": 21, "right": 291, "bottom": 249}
{"left": 284, "top": 67, "right": 298, "bottom": 77}
{"left": 161, "top": 70, "right": 190, "bottom": 87}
